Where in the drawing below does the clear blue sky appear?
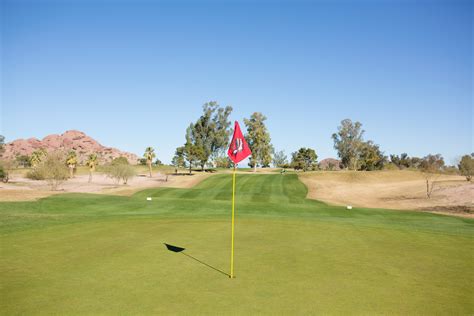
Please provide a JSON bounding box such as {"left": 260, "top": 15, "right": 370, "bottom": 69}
{"left": 1, "top": 0, "right": 472, "bottom": 164}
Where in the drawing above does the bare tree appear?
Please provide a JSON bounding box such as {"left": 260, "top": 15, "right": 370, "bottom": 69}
{"left": 420, "top": 154, "right": 444, "bottom": 198}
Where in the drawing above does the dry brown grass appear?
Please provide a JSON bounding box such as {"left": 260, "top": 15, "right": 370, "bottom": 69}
{"left": 298, "top": 170, "right": 473, "bottom": 217}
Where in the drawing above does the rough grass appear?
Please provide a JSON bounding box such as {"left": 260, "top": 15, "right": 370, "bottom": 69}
{"left": 0, "top": 174, "right": 473, "bottom": 314}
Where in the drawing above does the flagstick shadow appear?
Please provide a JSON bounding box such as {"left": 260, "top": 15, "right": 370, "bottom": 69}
{"left": 164, "top": 243, "right": 230, "bottom": 278}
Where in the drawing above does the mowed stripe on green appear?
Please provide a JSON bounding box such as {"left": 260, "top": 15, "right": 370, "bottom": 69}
{"left": 0, "top": 173, "right": 473, "bottom": 314}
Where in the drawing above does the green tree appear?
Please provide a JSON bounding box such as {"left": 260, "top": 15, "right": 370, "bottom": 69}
{"left": 183, "top": 125, "right": 204, "bottom": 174}
{"left": 186, "top": 102, "right": 233, "bottom": 170}
{"left": 273, "top": 150, "right": 288, "bottom": 168}
{"left": 66, "top": 150, "right": 78, "bottom": 178}
{"left": 358, "top": 141, "right": 386, "bottom": 171}
{"left": 144, "top": 147, "right": 156, "bottom": 177}
{"left": 244, "top": 112, "right": 273, "bottom": 171}
{"left": 458, "top": 154, "right": 474, "bottom": 181}
{"left": 390, "top": 153, "right": 411, "bottom": 169}
{"left": 16, "top": 155, "right": 31, "bottom": 168}
{"left": 172, "top": 146, "right": 186, "bottom": 174}
{"left": 85, "top": 153, "right": 98, "bottom": 183}
{"left": 332, "top": 119, "right": 364, "bottom": 170}
{"left": 208, "top": 102, "right": 233, "bottom": 162}
{"left": 291, "top": 148, "right": 318, "bottom": 172}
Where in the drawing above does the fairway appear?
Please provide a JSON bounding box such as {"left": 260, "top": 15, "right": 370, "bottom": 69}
{"left": 1, "top": 174, "right": 473, "bottom": 314}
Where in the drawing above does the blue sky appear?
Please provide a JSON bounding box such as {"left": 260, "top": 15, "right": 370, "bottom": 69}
{"left": 1, "top": 0, "right": 472, "bottom": 164}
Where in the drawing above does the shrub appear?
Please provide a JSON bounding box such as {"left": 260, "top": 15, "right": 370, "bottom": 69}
{"left": 0, "top": 160, "right": 14, "bottom": 183}
{"left": 383, "top": 163, "right": 399, "bottom": 171}
{"left": 111, "top": 157, "right": 130, "bottom": 165}
{"left": 458, "top": 154, "right": 474, "bottom": 181}
{"left": 442, "top": 166, "right": 459, "bottom": 175}
{"left": 214, "top": 156, "right": 232, "bottom": 168}
{"left": 42, "top": 152, "right": 69, "bottom": 190}
{"left": 0, "top": 165, "right": 6, "bottom": 182}
{"left": 26, "top": 152, "right": 69, "bottom": 190}
{"left": 105, "top": 163, "right": 136, "bottom": 184}
{"left": 26, "top": 168, "right": 46, "bottom": 180}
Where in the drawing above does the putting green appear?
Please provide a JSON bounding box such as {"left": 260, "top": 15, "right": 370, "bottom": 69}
{"left": 1, "top": 174, "right": 473, "bottom": 314}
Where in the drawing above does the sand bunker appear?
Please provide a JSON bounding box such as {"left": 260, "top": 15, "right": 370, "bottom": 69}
{"left": 298, "top": 170, "right": 473, "bottom": 218}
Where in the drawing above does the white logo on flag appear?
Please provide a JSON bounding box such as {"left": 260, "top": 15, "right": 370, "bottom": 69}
{"left": 233, "top": 138, "right": 243, "bottom": 155}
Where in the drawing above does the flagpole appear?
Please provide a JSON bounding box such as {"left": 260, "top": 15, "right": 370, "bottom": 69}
{"left": 230, "top": 164, "right": 236, "bottom": 278}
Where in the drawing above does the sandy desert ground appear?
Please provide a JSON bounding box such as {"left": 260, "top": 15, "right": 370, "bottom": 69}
{"left": 298, "top": 170, "right": 473, "bottom": 217}
{"left": 0, "top": 171, "right": 212, "bottom": 201}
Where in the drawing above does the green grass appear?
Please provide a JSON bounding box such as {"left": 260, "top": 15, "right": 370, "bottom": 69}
{"left": 1, "top": 174, "right": 473, "bottom": 314}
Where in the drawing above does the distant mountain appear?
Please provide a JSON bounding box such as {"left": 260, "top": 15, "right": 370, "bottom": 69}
{"left": 318, "top": 158, "right": 342, "bottom": 171}
{"left": 3, "top": 130, "right": 139, "bottom": 164}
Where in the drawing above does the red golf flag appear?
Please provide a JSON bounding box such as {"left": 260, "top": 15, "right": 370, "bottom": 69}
{"left": 227, "top": 121, "right": 252, "bottom": 164}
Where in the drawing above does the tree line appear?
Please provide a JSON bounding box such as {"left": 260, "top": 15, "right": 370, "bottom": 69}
{"left": 172, "top": 102, "right": 275, "bottom": 173}
{"left": 170, "top": 104, "right": 473, "bottom": 182}
{"left": 1, "top": 109, "right": 473, "bottom": 185}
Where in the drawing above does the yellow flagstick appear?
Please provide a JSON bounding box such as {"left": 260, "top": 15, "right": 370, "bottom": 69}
{"left": 230, "top": 164, "right": 236, "bottom": 278}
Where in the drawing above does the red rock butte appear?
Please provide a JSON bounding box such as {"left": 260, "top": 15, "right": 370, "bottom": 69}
{"left": 3, "top": 130, "right": 139, "bottom": 164}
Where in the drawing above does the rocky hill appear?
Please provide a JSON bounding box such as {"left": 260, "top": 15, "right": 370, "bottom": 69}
{"left": 2, "top": 130, "right": 139, "bottom": 164}
{"left": 318, "top": 158, "right": 342, "bottom": 170}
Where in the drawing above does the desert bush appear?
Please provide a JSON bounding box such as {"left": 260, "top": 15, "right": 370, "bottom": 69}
{"left": 26, "top": 152, "right": 69, "bottom": 190}
{"left": 458, "top": 154, "right": 474, "bottom": 181}
{"left": 442, "top": 166, "right": 459, "bottom": 175}
{"left": 383, "top": 162, "right": 399, "bottom": 171}
{"left": 105, "top": 163, "right": 136, "bottom": 184}
{"left": 0, "top": 160, "right": 14, "bottom": 183}
{"left": 26, "top": 168, "right": 46, "bottom": 180}
{"left": 214, "top": 156, "right": 232, "bottom": 168}
{"left": 43, "top": 152, "right": 69, "bottom": 190}
{"left": 0, "top": 165, "right": 7, "bottom": 182}
{"left": 111, "top": 157, "right": 129, "bottom": 165}
{"left": 390, "top": 153, "right": 423, "bottom": 169}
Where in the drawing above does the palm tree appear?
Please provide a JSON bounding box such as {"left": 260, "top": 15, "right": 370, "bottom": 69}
{"left": 30, "top": 148, "right": 47, "bottom": 167}
{"left": 143, "top": 147, "right": 156, "bottom": 177}
{"left": 85, "top": 153, "right": 98, "bottom": 183}
{"left": 66, "top": 150, "right": 78, "bottom": 178}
